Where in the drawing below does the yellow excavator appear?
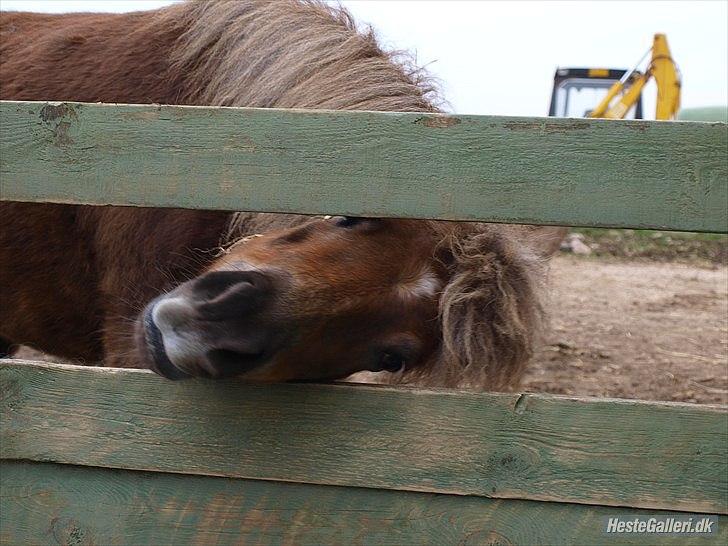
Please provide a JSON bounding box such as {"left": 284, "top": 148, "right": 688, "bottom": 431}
{"left": 548, "top": 33, "right": 681, "bottom": 120}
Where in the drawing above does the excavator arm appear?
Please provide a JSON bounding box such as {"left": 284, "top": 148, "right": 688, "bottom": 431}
{"left": 588, "top": 34, "right": 681, "bottom": 120}
{"left": 589, "top": 72, "right": 650, "bottom": 119}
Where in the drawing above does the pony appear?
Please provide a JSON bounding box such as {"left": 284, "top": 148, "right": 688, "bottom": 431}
{"left": 0, "top": 0, "right": 555, "bottom": 389}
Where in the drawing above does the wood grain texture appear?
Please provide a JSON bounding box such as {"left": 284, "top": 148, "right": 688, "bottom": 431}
{"left": 2, "top": 360, "right": 726, "bottom": 515}
{"left": 1, "top": 100, "right": 726, "bottom": 232}
{"left": 2, "top": 461, "right": 725, "bottom": 546}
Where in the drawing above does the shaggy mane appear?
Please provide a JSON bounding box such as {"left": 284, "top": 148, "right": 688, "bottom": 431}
{"left": 164, "top": 0, "right": 440, "bottom": 111}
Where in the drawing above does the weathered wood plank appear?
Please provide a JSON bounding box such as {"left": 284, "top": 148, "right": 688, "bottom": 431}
{"left": 1, "top": 461, "right": 725, "bottom": 546}
{"left": 1, "top": 100, "right": 726, "bottom": 232}
{"left": 2, "top": 360, "right": 726, "bottom": 514}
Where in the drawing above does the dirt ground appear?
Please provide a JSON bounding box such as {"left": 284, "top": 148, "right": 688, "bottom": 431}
{"left": 526, "top": 255, "right": 727, "bottom": 405}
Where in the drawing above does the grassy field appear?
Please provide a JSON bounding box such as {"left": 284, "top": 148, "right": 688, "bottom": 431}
{"left": 567, "top": 228, "right": 727, "bottom": 265}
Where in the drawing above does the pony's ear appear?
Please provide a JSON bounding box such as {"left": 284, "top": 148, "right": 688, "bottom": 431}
{"left": 411, "top": 225, "right": 546, "bottom": 390}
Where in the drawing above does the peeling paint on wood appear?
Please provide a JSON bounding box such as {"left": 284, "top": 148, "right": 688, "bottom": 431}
{"left": 503, "top": 120, "right": 592, "bottom": 134}
{"left": 1, "top": 360, "right": 726, "bottom": 515}
{"left": 1, "top": 100, "right": 726, "bottom": 232}
{"left": 38, "top": 102, "right": 77, "bottom": 123}
{"left": 415, "top": 115, "right": 461, "bottom": 128}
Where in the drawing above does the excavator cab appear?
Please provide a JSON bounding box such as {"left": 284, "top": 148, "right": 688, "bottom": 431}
{"left": 548, "top": 68, "right": 644, "bottom": 119}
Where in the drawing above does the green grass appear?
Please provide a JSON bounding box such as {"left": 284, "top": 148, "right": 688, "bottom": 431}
{"left": 572, "top": 228, "right": 726, "bottom": 241}
{"left": 566, "top": 228, "right": 727, "bottom": 265}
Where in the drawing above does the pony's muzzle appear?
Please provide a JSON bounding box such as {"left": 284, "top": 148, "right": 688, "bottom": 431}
{"left": 142, "top": 305, "right": 192, "bottom": 380}
{"left": 138, "top": 269, "right": 281, "bottom": 379}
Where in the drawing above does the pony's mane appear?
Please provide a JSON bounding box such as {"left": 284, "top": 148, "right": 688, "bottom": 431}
{"left": 162, "top": 0, "right": 545, "bottom": 390}
{"left": 164, "top": 0, "right": 439, "bottom": 111}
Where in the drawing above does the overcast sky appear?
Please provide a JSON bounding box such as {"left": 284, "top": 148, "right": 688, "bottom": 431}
{"left": 1, "top": 0, "right": 726, "bottom": 117}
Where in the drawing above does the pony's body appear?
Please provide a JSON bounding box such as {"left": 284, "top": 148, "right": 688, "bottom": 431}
{"left": 0, "top": 0, "right": 549, "bottom": 388}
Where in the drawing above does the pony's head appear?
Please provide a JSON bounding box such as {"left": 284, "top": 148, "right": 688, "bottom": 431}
{"left": 134, "top": 217, "right": 544, "bottom": 389}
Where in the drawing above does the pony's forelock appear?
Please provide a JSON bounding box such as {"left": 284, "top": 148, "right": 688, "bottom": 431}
{"left": 401, "top": 224, "right": 547, "bottom": 390}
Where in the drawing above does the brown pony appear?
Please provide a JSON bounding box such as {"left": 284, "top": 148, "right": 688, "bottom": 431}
{"left": 0, "top": 0, "right": 551, "bottom": 389}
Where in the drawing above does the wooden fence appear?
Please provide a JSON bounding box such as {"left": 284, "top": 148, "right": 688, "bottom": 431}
{"left": 1, "top": 100, "right": 727, "bottom": 545}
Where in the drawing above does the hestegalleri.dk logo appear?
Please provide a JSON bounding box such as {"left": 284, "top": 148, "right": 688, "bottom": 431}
{"left": 604, "top": 515, "right": 718, "bottom": 535}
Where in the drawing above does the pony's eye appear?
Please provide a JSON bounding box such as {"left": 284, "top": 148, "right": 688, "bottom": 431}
{"left": 332, "top": 216, "right": 364, "bottom": 228}
{"left": 330, "top": 216, "right": 383, "bottom": 231}
{"left": 379, "top": 351, "right": 406, "bottom": 373}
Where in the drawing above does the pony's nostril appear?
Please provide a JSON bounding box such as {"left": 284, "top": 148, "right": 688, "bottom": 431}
{"left": 194, "top": 270, "right": 272, "bottom": 320}
{"left": 193, "top": 270, "right": 265, "bottom": 300}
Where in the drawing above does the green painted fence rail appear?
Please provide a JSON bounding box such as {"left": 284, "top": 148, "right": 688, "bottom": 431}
{"left": 1, "top": 460, "right": 724, "bottom": 546}
{"left": 1, "top": 100, "right": 726, "bottom": 232}
{"left": 2, "top": 361, "right": 727, "bottom": 513}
